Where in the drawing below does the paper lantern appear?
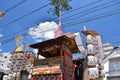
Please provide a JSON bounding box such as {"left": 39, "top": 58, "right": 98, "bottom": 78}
{"left": 86, "top": 35, "right": 93, "bottom": 44}
{"left": 3, "top": 75, "right": 8, "bottom": 80}
{"left": 87, "top": 56, "right": 95, "bottom": 66}
{"left": 94, "top": 56, "right": 98, "bottom": 64}
{"left": 88, "top": 68, "right": 96, "bottom": 79}
{"left": 28, "top": 75, "right": 32, "bottom": 79}
{"left": 92, "top": 37, "right": 98, "bottom": 45}
{"left": 94, "top": 68, "right": 99, "bottom": 78}
{"left": 87, "top": 44, "right": 94, "bottom": 55}
{"left": 94, "top": 45, "right": 99, "bottom": 54}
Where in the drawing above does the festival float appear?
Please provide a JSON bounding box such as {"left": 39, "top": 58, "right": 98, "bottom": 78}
{"left": 0, "top": 35, "right": 35, "bottom": 80}
{"left": 82, "top": 29, "right": 104, "bottom": 80}
{"left": 29, "top": 32, "right": 80, "bottom": 80}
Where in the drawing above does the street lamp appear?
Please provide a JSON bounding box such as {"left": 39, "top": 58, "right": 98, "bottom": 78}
{"left": 0, "top": 11, "right": 6, "bottom": 19}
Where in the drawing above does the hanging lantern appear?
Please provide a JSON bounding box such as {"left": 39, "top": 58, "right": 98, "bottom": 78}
{"left": 94, "top": 67, "right": 99, "bottom": 78}
{"left": 92, "top": 37, "right": 98, "bottom": 45}
{"left": 87, "top": 56, "right": 95, "bottom": 67}
{"left": 94, "top": 56, "right": 98, "bottom": 64}
{"left": 88, "top": 68, "right": 96, "bottom": 79}
{"left": 87, "top": 44, "right": 94, "bottom": 55}
{"left": 86, "top": 35, "right": 93, "bottom": 44}
{"left": 94, "top": 45, "right": 99, "bottom": 54}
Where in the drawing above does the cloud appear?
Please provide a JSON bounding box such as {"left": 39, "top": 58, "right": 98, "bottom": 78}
{"left": 33, "top": 49, "right": 45, "bottom": 59}
{"left": 28, "top": 21, "right": 58, "bottom": 42}
{"left": 0, "top": 34, "right": 3, "bottom": 37}
{"left": 0, "top": 49, "right": 1, "bottom": 51}
{"left": 33, "top": 49, "right": 38, "bottom": 54}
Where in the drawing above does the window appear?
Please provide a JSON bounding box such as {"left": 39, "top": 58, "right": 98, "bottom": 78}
{"left": 4, "top": 56, "right": 7, "bottom": 58}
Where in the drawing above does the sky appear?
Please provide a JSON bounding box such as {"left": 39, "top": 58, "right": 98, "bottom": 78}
{"left": 0, "top": 0, "right": 120, "bottom": 53}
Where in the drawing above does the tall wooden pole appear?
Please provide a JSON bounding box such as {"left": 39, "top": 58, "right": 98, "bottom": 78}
{"left": 58, "top": 3, "right": 62, "bottom": 26}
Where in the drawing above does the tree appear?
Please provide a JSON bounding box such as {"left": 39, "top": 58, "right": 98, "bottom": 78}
{"left": 48, "top": 0, "right": 72, "bottom": 17}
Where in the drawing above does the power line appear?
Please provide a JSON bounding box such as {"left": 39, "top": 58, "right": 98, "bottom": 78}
{"left": 0, "top": 27, "right": 56, "bottom": 45}
{"left": 0, "top": 0, "right": 112, "bottom": 38}
{"left": 62, "top": 0, "right": 103, "bottom": 15}
{"left": 0, "top": 2, "right": 50, "bottom": 28}
{"left": 1, "top": 7, "right": 120, "bottom": 45}
{"left": 63, "top": 1, "right": 120, "bottom": 23}
{"left": 0, "top": 0, "right": 105, "bottom": 40}
{"left": 0, "top": 0, "right": 105, "bottom": 29}
{"left": 101, "top": 33, "right": 120, "bottom": 40}
{"left": 5, "top": 0, "right": 27, "bottom": 12}
{"left": 48, "top": 0, "right": 104, "bottom": 22}
{"left": 1, "top": 0, "right": 118, "bottom": 38}
{"left": 1, "top": 9, "right": 120, "bottom": 45}
{"left": 101, "top": 34, "right": 120, "bottom": 45}
{"left": 0, "top": 0, "right": 120, "bottom": 44}
{"left": 62, "top": 0, "right": 117, "bottom": 21}
{"left": 63, "top": 9, "right": 120, "bottom": 27}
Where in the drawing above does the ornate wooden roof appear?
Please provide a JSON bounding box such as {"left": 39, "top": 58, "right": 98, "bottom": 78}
{"left": 82, "top": 30, "right": 99, "bottom": 36}
{"left": 30, "top": 32, "right": 80, "bottom": 57}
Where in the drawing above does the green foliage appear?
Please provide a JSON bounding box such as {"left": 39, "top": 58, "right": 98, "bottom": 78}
{"left": 48, "top": 0, "right": 72, "bottom": 17}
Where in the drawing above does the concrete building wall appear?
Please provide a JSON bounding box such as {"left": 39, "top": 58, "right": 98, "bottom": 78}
{"left": 0, "top": 52, "right": 11, "bottom": 73}
{"left": 103, "top": 43, "right": 113, "bottom": 56}
{"left": 109, "top": 57, "right": 120, "bottom": 77}
{"left": 103, "top": 61, "right": 109, "bottom": 80}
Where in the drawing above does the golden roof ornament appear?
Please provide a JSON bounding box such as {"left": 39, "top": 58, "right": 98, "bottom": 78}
{"left": 15, "top": 35, "right": 23, "bottom": 51}
{"left": 0, "top": 11, "right": 6, "bottom": 19}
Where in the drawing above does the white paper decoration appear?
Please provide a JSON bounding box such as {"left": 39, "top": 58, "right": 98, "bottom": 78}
{"left": 86, "top": 35, "right": 93, "bottom": 44}
{"left": 92, "top": 37, "right": 98, "bottom": 45}
{"left": 94, "top": 68, "right": 99, "bottom": 78}
{"left": 3, "top": 75, "right": 8, "bottom": 80}
{"left": 88, "top": 68, "right": 96, "bottom": 79}
{"left": 94, "top": 45, "right": 99, "bottom": 54}
{"left": 88, "top": 56, "right": 95, "bottom": 66}
{"left": 28, "top": 75, "right": 32, "bottom": 79}
{"left": 94, "top": 56, "right": 98, "bottom": 64}
{"left": 87, "top": 44, "right": 94, "bottom": 55}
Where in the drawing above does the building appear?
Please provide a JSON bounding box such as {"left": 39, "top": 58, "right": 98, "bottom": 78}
{"left": 82, "top": 30, "right": 105, "bottom": 80}
{"left": 103, "top": 47, "right": 120, "bottom": 80}
{"left": 0, "top": 51, "right": 35, "bottom": 80}
{"left": 103, "top": 43, "right": 113, "bottom": 57}
{"left": 29, "top": 32, "right": 82, "bottom": 80}
{"left": 0, "top": 52, "right": 12, "bottom": 74}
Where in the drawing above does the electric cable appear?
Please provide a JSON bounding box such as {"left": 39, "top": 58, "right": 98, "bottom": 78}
{"left": 1, "top": 8, "right": 120, "bottom": 45}
{"left": 0, "top": 2, "right": 50, "bottom": 28}
{"left": 62, "top": 0, "right": 117, "bottom": 21}
{"left": 63, "top": 1, "right": 120, "bottom": 23}
{"left": 62, "top": 0, "right": 103, "bottom": 15}
{"left": 0, "top": 1, "right": 120, "bottom": 45}
{"left": 63, "top": 9, "right": 120, "bottom": 27}
{"left": 5, "top": 0, "right": 27, "bottom": 12}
